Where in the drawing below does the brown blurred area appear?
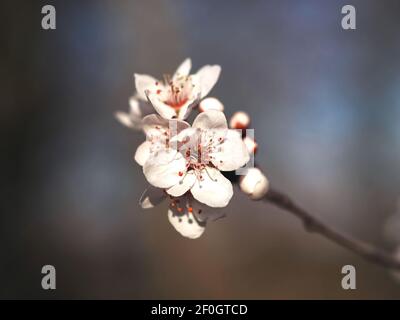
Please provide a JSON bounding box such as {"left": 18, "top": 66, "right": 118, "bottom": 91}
{"left": 1, "top": 0, "right": 400, "bottom": 299}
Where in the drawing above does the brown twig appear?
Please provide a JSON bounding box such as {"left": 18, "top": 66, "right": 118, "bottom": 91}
{"left": 263, "top": 187, "right": 400, "bottom": 270}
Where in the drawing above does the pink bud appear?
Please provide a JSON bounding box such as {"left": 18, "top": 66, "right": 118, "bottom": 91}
{"left": 243, "top": 136, "right": 258, "bottom": 154}
{"left": 229, "top": 111, "right": 250, "bottom": 129}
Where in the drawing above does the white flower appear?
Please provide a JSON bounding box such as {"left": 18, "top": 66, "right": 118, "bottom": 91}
{"left": 136, "top": 58, "right": 221, "bottom": 120}
{"left": 142, "top": 110, "right": 250, "bottom": 208}
{"left": 139, "top": 186, "right": 224, "bottom": 239}
{"left": 239, "top": 168, "right": 269, "bottom": 200}
{"left": 133, "top": 114, "right": 190, "bottom": 166}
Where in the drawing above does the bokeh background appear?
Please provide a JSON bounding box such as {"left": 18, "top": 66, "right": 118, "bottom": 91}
{"left": 2, "top": 0, "right": 400, "bottom": 299}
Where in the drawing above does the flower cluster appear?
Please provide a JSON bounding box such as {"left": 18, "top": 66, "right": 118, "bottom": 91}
{"left": 116, "top": 58, "right": 269, "bottom": 238}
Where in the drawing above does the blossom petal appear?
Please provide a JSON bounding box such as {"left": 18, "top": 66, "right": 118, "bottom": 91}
{"left": 114, "top": 111, "right": 134, "bottom": 128}
{"left": 191, "top": 167, "right": 233, "bottom": 207}
{"left": 211, "top": 130, "right": 250, "bottom": 171}
{"left": 177, "top": 95, "right": 200, "bottom": 120}
{"left": 143, "top": 149, "right": 186, "bottom": 188}
{"left": 129, "top": 97, "right": 142, "bottom": 118}
{"left": 195, "top": 65, "right": 221, "bottom": 98}
{"left": 192, "top": 110, "right": 227, "bottom": 130}
{"left": 173, "top": 58, "right": 192, "bottom": 80}
{"left": 142, "top": 114, "right": 190, "bottom": 143}
{"left": 168, "top": 208, "right": 205, "bottom": 239}
{"left": 134, "top": 141, "right": 152, "bottom": 166}
{"left": 139, "top": 186, "right": 166, "bottom": 209}
{"left": 134, "top": 74, "right": 161, "bottom": 101}
{"left": 146, "top": 92, "right": 177, "bottom": 119}
{"left": 166, "top": 170, "right": 196, "bottom": 197}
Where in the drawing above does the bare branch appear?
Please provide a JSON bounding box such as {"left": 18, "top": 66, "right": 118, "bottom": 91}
{"left": 263, "top": 188, "right": 400, "bottom": 270}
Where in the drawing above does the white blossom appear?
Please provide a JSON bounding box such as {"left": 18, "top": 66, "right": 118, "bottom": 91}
{"left": 136, "top": 58, "right": 222, "bottom": 120}
{"left": 140, "top": 110, "right": 250, "bottom": 208}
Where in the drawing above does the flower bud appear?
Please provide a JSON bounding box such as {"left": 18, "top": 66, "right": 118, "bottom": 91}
{"left": 199, "top": 97, "right": 224, "bottom": 112}
{"left": 239, "top": 168, "right": 269, "bottom": 200}
{"left": 243, "top": 136, "right": 258, "bottom": 154}
{"left": 229, "top": 111, "right": 250, "bottom": 129}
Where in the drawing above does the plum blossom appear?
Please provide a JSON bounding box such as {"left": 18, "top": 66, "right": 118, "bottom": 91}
{"left": 139, "top": 186, "right": 224, "bottom": 239}
{"left": 141, "top": 110, "right": 250, "bottom": 208}
{"left": 115, "top": 58, "right": 222, "bottom": 129}
{"left": 135, "top": 58, "right": 221, "bottom": 120}
{"left": 115, "top": 58, "right": 267, "bottom": 239}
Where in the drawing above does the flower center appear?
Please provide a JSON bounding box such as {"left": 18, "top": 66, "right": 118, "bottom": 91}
{"left": 158, "top": 75, "right": 195, "bottom": 111}
{"left": 178, "top": 130, "right": 224, "bottom": 184}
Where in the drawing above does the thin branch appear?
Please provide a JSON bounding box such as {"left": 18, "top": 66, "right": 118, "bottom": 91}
{"left": 263, "top": 187, "right": 400, "bottom": 270}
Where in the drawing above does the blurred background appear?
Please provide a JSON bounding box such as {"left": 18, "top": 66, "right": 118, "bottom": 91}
{"left": 2, "top": 0, "right": 400, "bottom": 299}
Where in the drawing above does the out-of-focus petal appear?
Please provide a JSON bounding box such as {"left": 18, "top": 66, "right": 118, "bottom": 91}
{"left": 114, "top": 111, "right": 134, "bottom": 128}
{"left": 139, "top": 186, "right": 166, "bottom": 209}
{"left": 229, "top": 111, "right": 250, "bottom": 129}
{"left": 168, "top": 208, "right": 205, "bottom": 239}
